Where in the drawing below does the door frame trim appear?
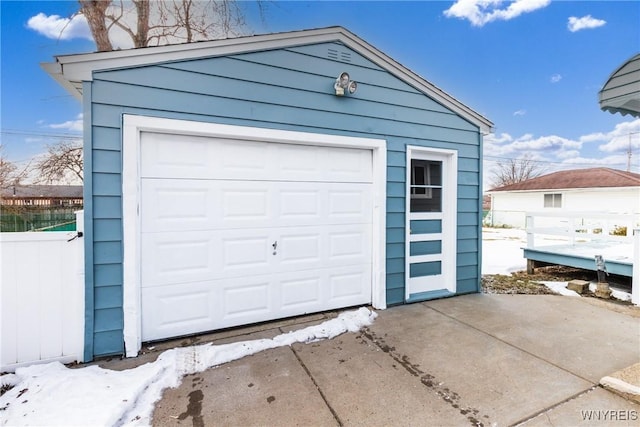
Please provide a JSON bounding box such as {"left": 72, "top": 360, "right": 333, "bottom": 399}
{"left": 122, "top": 114, "right": 387, "bottom": 357}
{"left": 404, "top": 146, "right": 458, "bottom": 301}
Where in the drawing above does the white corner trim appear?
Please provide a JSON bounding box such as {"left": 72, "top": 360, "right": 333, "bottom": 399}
{"left": 121, "top": 115, "right": 387, "bottom": 357}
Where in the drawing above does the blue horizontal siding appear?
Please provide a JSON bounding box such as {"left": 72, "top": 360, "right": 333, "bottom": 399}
{"left": 457, "top": 252, "right": 479, "bottom": 267}
{"left": 86, "top": 40, "right": 483, "bottom": 358}
{"left": 458, "top": 198, "right": 479, "bottom": 213}
{"left": 386, "top": 258, "right": 404, "bottom": 274}
{"left": 93, "top": 173, "right": 121, "bottom": 196}
{"left": 387, "top": 166, "right": 404, "bottom": 182}
{"left": 94, "top": 307, "right": 123, "bottom": 332}
{"left": 285, "top": 43, "right": 386, "bottom": 70}
{"left": 457, "top": 278, "right": 480, "bottom": 294}
{"left": 457, "top": 265, "right": 478, "bottom": 281}
{"left": 93, "top": 150, "right": 121, "bottom": 173}
{"left": 387, "top": 197, "right": 404, "bottom": 213}
{"left": 386, "top": 227, "right": 404, "bottom": 243}
{"left": 93, "top": 219, "right": 122, "bottom": 242}
{"left": 387, "top": 213, "right": 404, "bottom": 228}
{"left": 95, "top": 286, "right": 123, "bottom": 310}
{"left": 94, "top": 241, "right": 123, "bottom": 264}
{"left": 94, "top": 263, "right": 123, "bottom": 287}
{"left": 94, "top": 330, "right": 124, "bottom": 356}
{"left": 93, "top": 196, "right": 121, "bottom": 219}
{"left": 386, "top": 243, "right": 404, "bottom": 258}
{"left": 386, "top": 288, "right": 404, "bottom": 306}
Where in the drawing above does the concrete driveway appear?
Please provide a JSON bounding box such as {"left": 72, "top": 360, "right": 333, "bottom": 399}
{"left": 108, "top": 294, "right": 639, "bottom": 426}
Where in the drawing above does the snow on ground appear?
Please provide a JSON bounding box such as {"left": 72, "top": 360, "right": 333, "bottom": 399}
{"left": 482, "top": 227, "right": 633, "bottom": 302}
{"left": 482, "top": 227, "right": 528, "bottom": 275}
{"left": 538, "top": 281, "right": 632, "bottom": 302}
{"left": 0, "top": 307, "right": 377, "bottom": 427}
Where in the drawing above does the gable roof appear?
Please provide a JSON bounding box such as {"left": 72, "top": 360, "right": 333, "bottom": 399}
{"left": 0, "top": 185, "right": 83, "bottom": 199}
{"left": 599, "top": 53, "right": 640, "bottom": 118}
{"left": 488, "top": 167, "right": 640, "bottom": 192}
{"left": 42, "top": 26, "right": 493, "bottom": 134}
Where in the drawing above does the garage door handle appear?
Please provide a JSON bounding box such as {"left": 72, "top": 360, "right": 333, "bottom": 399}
{"left": 272, "top": 241, "right": 278, "bottom": 250}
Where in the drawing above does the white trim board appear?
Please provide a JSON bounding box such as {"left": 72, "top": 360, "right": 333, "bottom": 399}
{"left": 122, "top": 115, "right": 387, "bottom": 357}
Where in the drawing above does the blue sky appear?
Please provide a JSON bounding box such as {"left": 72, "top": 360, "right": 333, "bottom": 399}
{"left": 1, "top": 0, "right": 639, "bottom": 185}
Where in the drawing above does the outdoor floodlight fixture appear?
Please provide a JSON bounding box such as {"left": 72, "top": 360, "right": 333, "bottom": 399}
{"left": 334, "top": 72, "right": 357, "bottom": 96}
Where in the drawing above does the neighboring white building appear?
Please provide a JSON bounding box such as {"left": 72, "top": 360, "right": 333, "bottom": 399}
{"left": 486, "top": 167, "right": 640, "bottom": 228}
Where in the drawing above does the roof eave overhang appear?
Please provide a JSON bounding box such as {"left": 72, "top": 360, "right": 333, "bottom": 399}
{"left": 487, "top": 185, "right": 640, "bottom": 194}
{"left": 42, "top": 26, "right": 493, "bottom": 133}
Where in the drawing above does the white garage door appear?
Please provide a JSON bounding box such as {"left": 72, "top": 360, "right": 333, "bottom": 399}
{"left": 140, "top": 132, "right": 373, "bottom": 341}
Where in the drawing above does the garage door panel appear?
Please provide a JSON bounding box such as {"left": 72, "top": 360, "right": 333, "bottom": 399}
{"left": 139, "top": 131, "right": 375, "bottom": 342}
{"left": 141, "top": 179, "right": 219, "bottom": 232}
{"left": 142, "top": 236, "right": 216, "bottom": 282}
{"left": 142, "top": 180, "right": 372, "bottom": 233}
{"left": 141, "top": 281, "right": 218, "bottom": 342}
{"left": 141, "top": 133, "right": 372, "bottom": 183}
{"left": 142, "top": 133, "right": 213, "bottom": 178}
{"left": 142, "top": 224, "right": 370, "bottom": 287}
{"left": 141, "top": 265, "right": 371, "bottom": 341}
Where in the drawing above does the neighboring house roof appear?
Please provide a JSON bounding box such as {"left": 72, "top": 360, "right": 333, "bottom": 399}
{"left": 42, "top": 26, "right": 493, "bottom": 134}
{"left": 599, "top": 53, "right": 640, "bottom": 118}
{"left": 488, "top": 168, "right": 640, "bottom": 192}
{"left": 0, "top": 185, "right": 83, "bottom": 199}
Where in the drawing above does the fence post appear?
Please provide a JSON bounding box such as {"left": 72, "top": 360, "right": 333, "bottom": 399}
{"left": 526, "top": 214, "right": 534, "bottom": 249}
{"left": 74, "top": 210, "right": 86, "bottom": 362}
{"left": 633, "top": 228, "right": 639, "bottom": 306}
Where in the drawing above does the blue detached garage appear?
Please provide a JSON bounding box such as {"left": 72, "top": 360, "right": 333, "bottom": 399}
{"left": 44, "top": 27, "right": 493, "bottom": 361}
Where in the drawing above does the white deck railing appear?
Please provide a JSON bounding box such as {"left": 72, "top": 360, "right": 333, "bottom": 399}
{"left": 525, "top": 212, "right": 637, "bottom": 248}
{"left": 525, "top": 212, "right": 639, "bottom": 305}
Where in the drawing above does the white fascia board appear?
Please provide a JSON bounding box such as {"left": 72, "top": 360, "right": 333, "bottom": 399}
{"left": 488, "top": 186, "right": 640, "bottom": 195}
{"left": 44, "top": 26, "right": 493, "bottom": 132}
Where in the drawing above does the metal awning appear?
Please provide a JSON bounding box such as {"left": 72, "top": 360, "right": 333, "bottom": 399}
{"left": 599, "top": 53, "right": 640, "bottom": 118}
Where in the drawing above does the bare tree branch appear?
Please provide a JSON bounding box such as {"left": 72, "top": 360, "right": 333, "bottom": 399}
{"left": 78, "top": 0, "right": 263, "bottom": 51}
{"left": 0, "top": 146, "right": 30, "bottom": 190}
{"left": 34, "top": 141, "right": 83, "bottom": 184}
{"left": 79, "top": 0, "right": 114, "bottom": 51}
{"left": 490, "top": 154, "right": 546, "bottom": 189}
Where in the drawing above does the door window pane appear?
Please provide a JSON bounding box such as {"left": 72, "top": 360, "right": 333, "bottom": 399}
{"left": 410, "top": 159, "right": 442, "bottom": 212}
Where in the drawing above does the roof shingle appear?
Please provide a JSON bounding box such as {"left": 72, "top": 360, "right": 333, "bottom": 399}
{"left": 489, "top": 167, "right": 640, "bottom": 192}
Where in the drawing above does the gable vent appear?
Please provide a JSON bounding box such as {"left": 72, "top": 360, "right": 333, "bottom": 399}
{"left": 327, "top": 48, "right": 352, "bottom": 63}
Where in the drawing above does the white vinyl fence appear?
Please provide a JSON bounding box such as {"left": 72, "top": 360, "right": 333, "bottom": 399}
{"left": 1, "top": 212, "right": 84, "bottom": 372}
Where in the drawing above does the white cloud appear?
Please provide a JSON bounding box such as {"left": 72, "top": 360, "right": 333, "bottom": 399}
{"left": 513, "top": 109, "right": 527, "bottom": 116}
{"left": 484, "top": 119, "right": 640, "bottom": 176}
{"left": 47, "top": 114, "right": 84, "bottom": 133}
{"left": 595, "top": 118, "right": 640, "bottom": 152}
{"left": 568, "top": 15, "right": 606, "bottom": 32}
{"left": 511, "top": 135, "right": 582, "bottom": 151}
{"left": 444, "top": 0, "right": 551, "bottom": 27}
{"left": 562, "top": 154, "right": 628, "bottom": 166}
{"left": 550, "top": 74, "right": 562, "bottom": 83}
{"left": 26, "top": 13, "right": 92, "bottom": 41}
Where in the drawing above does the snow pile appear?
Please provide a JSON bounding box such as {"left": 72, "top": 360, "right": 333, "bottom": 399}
{"left": 537, "top": 281, "right": 581, "bottom": 297}
{"left": 0, "top": 307, "right": 377, "bottom": 427}
{"left": 538, "top": 281, "right": 633, "bottom": 302}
